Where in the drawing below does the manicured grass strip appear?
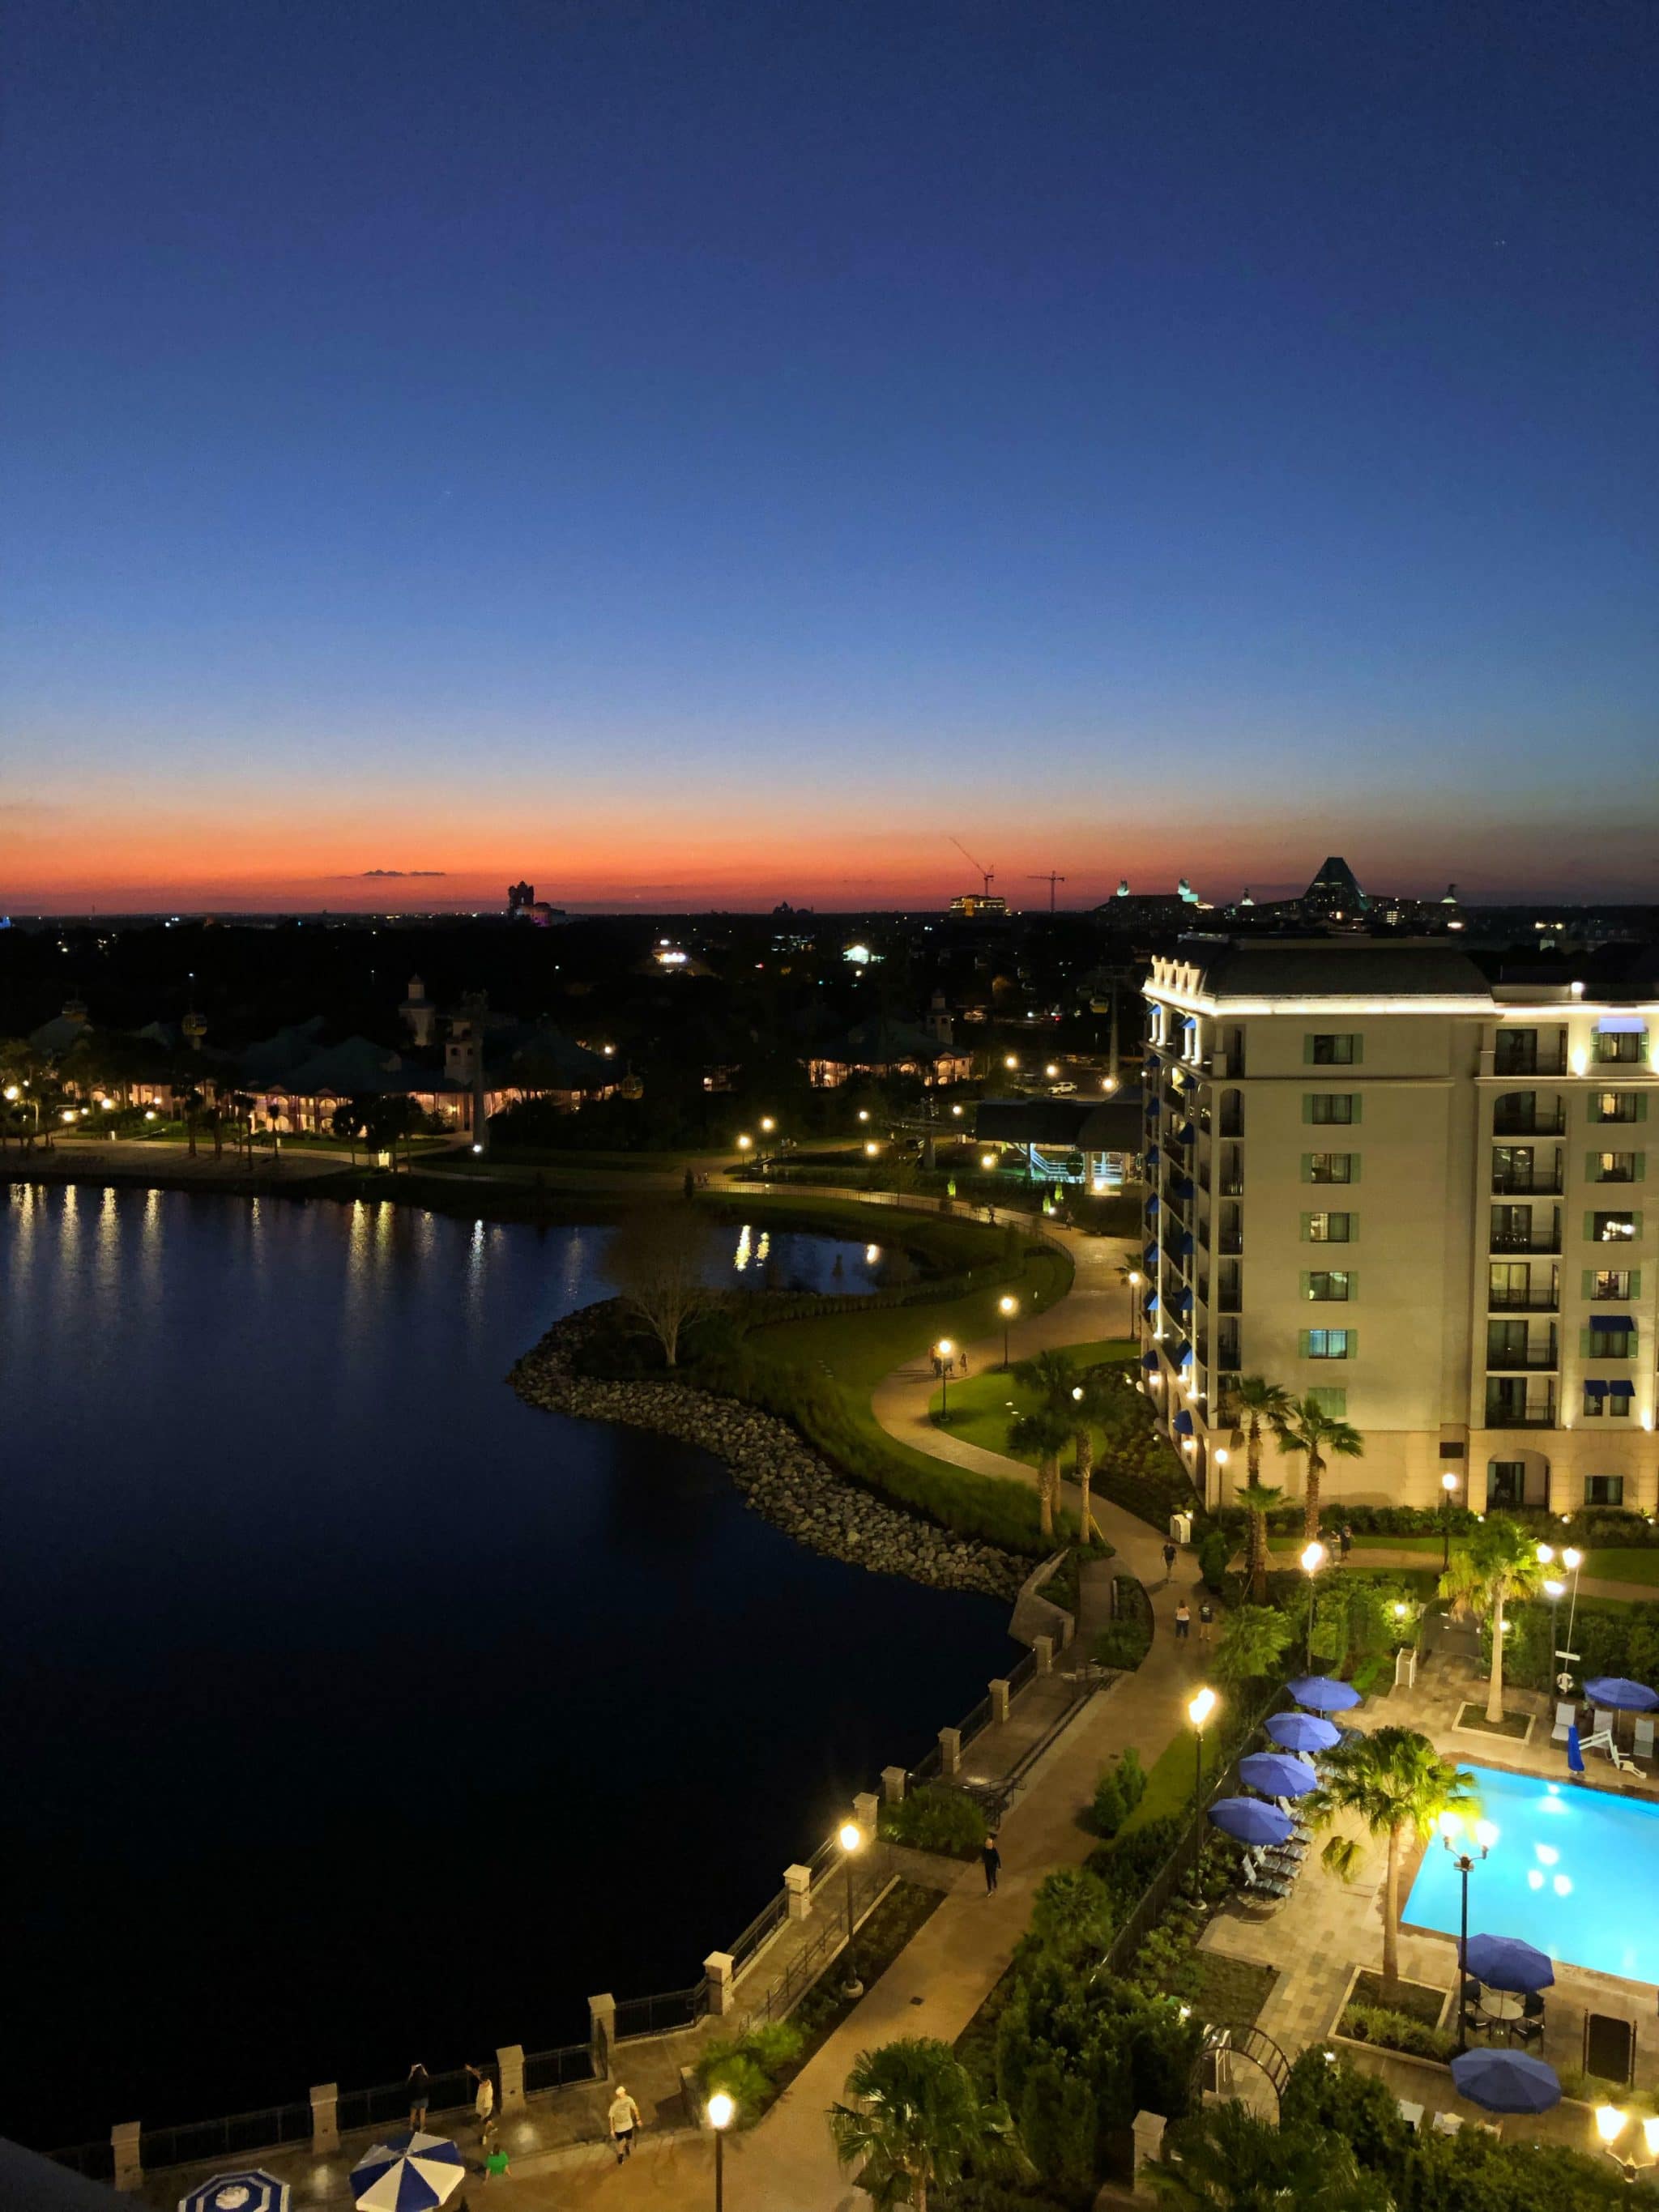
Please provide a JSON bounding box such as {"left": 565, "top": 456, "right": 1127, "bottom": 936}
{"left": 926, "top": 1339, "right": 1137, "bottom": 1466}
{"left": 1265, "top": 1534, "right": 1659, "bottom": 1585}
{"left": 1120, "top": 1726, "right": 1225, "bottom": 1837}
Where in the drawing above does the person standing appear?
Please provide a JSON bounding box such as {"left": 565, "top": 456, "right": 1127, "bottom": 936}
{"left": 609, "top": 2083, "right": 641, "bottom": 2163}
{"left": 1338, "top": 1523, "right": 1353, "bottom": 1562}
{"left": 1174, "top": 1600, "right": 1192, "bottom": 1642}
{"left": 468, "top": 2063, "right": 494, "bottom": 2135}
{"left": 1198, "top": 1598, "right": 1214, "bottom": 1644}
{"left": 406, "top": 2062, "right": 430, "bottom": 2133}
{"left": 981, "top": 1835, "right": 1001, "bottom": 1894}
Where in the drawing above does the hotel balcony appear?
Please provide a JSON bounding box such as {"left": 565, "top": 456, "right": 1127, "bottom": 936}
{"left": 1490, "top": 1230, "right": 1562, "bottom": 1255}
{"left": 1491, "top": 1102, "right": 1566, "bottom": 1136}
{"left": 1491, "top": 1170, "right": 1563, "bottom": 1196}
{"left": 1485, "top": 1335, "right": 1559, "bottom": 1374}
{"left": 1486, "top": 1288, "right": 1559, "bottom": 1313}
{"left": 1484, "top": 1386, "right": 1558, "bottom": 1429}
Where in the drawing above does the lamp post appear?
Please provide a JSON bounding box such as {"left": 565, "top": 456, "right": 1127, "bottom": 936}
{"left": 1188, "top": 1686, "right": 1217, "bottom": 1818}
{"left": 1438, "top": 1810, "right": 1498, "bottom": 2052}
{"left": 707, "top": 2091, "right": 734, "bottom": 2211}
{"left": 1126, "top": 1266, "right": 1141, "bottom": 1335}
{"left": 1440, "top": 1469, "right": 1460, "bottom": 1572}
{"left": 934, "top": 1340, "right": 954, "bottom": 1421}
{"left": 1300, "top": 1541, "right": 1327, "bottom": 1669}
{"left": 838, "top": 1821, "right": 864, "bottom": 1997}
{"left": 1597, "top": 2108, "right": 1659, "bottom": 2181}
{"left": 999, "top": 1295, "right": 1017, "bottom": 1370}
{"left": 1542, "top": 1576, "right": 1565, "bottom": 1689}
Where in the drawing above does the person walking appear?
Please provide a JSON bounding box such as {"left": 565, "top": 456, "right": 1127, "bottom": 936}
{"left": 1175, "top": 1600, "right": 1192, "bottom": 1642}
{"left": 1338, "top": 1522, "right": 1354, "bottom": 1562}
{"left": 981, "top": 1835, "right": 1002, "bottom": 1894}
{"left": 1198, "top": 1598, "right": 1214, "bottom": 1644}
{"left": 608, "top": 2083, "right": 641, "bottom": 2163}
{"left": 1162, "top": 1539, "right": 1178, "bottom": 1584}
{"left": 958, "top": 1349, "right": 970, "bottom": 1377}
{"left": 406, "top": 2062, "right": 430, "bottom": 2133}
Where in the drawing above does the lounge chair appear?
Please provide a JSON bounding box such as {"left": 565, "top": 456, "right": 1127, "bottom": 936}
{"left": 1432, "top": 2112, "right": 1464, "bottom": 2137}
{"left": 1634, "top": 1715, "right": 1655, "bottom": 1764}
{"left": 1397, "top": 2099, "right": 1424, "bottom": 2134}
{"left": 1551, "top": 1701, "right": 1578, "bottom": 1744}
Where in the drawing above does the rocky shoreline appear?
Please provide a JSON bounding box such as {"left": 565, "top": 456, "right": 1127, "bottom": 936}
{"left": 510, "top": 1304, "right": 1026, "bottom": 1600}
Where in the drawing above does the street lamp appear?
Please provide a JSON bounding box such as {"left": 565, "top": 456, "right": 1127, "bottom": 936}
{"left": 1592, "top": 2105, "right": 1659, "bottom": 2180}
{"left": 1440, "top": 1470, "right": 1460, "bottom": 1571}
{"left": 1188, "top": 1686, "right": 1217, "bottom": 1817}
{"left": 707, "top": 2090, "right": 735, "bottom": 2211}
{"left": 1542, "top": 1576, "right": 1566, "bottom": 1688}
{"left": 1125, "top": 1265, "right": 1141, "bottom": 1332}
{"left": 1300, "top": 1541, "right": 1327, "bottom": 1669}
{"left": 934, "top": 1340, "right": 955, "bottom": 1421}
{"left": 1439, "top": 1809, "right": 1499, "bottom": 2052}
{"left": 838, "top": 1821, "right": 864, "bottom": 1997}
{"left": 736, "top": 1133, "right": 753, "bottom": 1154}
{"left": 999, "top": 1295, "right": 1017, "bottom": 1369}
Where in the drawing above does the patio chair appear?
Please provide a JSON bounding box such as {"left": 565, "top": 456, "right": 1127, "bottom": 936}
{"left": 1521, "top": 1991, "right": 1545, "bottom": 2019}
{"left": 1551, "top": 1700, "right": 1578, "bottom": 1743}
{"left": 1512, "top": 2017, "right": 1543, "bottom": 2048}
{"left": 1461, "top": 2010, "right": 1491, "bottom": 2041}
{"left": 1432, "top": 2112, "right": 1465, "bottom": 2136}
{"left": 1397, "top": 2099, "right": 1424, "bottom": 2135}
{"left": 1635, "top": 1715, "right": 1655, "bottom": 1763}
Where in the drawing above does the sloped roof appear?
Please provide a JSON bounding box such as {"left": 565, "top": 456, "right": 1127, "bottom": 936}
{"left": 239, "top": 1017, "right": 328, "bottom": 1082}
{"left": 500, "top": 1026, "right": 613, "bottom": 1085}
{"left": 28, "top": 1014, "right": 90, "bottom": 1055}
{"left": 259, "top": 1035, "right": 414, "bottom": 1097}
{"left": 830, "top": 1017, "right": 959, "bottom": 1064}
{"left": 1181, "top": 940, "right": 1492, "bottom": 1001}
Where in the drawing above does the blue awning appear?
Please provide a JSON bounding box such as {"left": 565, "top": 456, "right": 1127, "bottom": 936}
{"left": 1173, "top": 1175, "right": 1195, "bottom": 1200}
{"left": 1608, "top": 1379, "right": 1636, "bottom": 1398}
{"left": 1175, "top": 1230, "right": 1195, "bottom": 1256}
{"left": 1145, "top": 1144, "right": 1161, "bottom": 1168}
{"left": 1177, "top": 1340, "right": 1194, "bottom": 1366}
{"left": 1589, "top": 1314, "right": 1635, "bottom": 1331}
{"left": 1175, "top": 1123, "right": 1195, "bottom": 1145}
{"left": 1145, "top": 1193, "right": 1159, "bottom": 1215}
{"left": 1141, "top": 1350, "right": 1160, "bottom": 1372}
{"left": 1583, "top": 1380, "right": 1608, "bottom": 1398}
{"left": 1143, "top": 1241, "right": 1159, "bottom": 1268}
{"left": 1143, "top": 1291, "right": 1158, "bottom": 1315}
{"left": 1144, "top": 1050, "right": 1161, "bottom": 1069}
{"left": 1175, "top": 1286, "right": 1193, "bottom": 1312}
{"left": 1173, "top": 1409, "right": 1195, "bottom": 1436}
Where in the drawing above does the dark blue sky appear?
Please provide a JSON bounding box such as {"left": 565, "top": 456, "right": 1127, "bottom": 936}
{"left": 5, "top": 0, "right": 1657, "bottom": 909}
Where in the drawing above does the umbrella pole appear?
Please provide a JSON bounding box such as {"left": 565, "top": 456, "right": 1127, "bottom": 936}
{"left": 1456, "top": 1853, "right": 1470, "bottom": 2056}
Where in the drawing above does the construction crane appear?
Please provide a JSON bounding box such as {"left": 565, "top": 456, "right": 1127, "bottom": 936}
{"left": 1026, "top": 872, "right": 1068, "bottom": 912}
{"left": 949, "top": 837, "right": 996, "bottom": 897}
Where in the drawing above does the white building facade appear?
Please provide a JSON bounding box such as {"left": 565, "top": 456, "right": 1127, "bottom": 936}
{"left": 1138, "top": 941, "right": 1657, "bottom": 1520}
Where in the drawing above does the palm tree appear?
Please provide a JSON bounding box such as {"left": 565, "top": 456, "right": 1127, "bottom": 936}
{"left": 1067, "top": 1362, "right": 1120, "bottom": 1545}
{"left": 1307, "top": 1726, "right": 1475, "bottom": 1991}
{"left": 1233, "top": 1375, "right": 1291, "bottom": 1486}
{"left": 1439, "top": 1514, "right": 1547, "bottom": 1725}
{"left": 1009, "top": 1404, "right": 1073, "bottom": 1541}
{"left": 1272, "top": 1394, "right": 1363, "bottom": 1541}
{"left": 1145, "top": 2100, "right": 1386, "bottom": 2212}
{"left": 1237, "top": 1480, "right": 1284, "bottom": 1605}
{"left": 828, "top": 2036, "right": 1019, "bottom": 2212}
{"left": 1213, "top": 1603, "right": 1293, "bottom": 1687}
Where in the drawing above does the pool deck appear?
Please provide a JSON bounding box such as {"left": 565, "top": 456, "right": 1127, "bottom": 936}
{"left": 1200, "top": 1643, "right": 1659, "bottom": 2153}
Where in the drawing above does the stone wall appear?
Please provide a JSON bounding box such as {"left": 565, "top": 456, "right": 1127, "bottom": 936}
{"left": 510, "top": 1306, "right": 1023, "bottom": 1600}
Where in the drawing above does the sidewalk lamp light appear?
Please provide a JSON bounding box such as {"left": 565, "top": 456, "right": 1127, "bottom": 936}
{"left": 838, "top": 1822, "right": 864, "bottom": 1996}
{"left": 1439, "top": 1809, "right": 1499, "bottom": 2052}
{"left": 1188, "top": 1686, "right": 1217, "bottom": 1814}
{"left": 864, "top": 1140, "right": 880, "bottom": 1157}
{"left": 1300, "top": 1541, "right": 1327, "bottom": 1669}
{"left": 707, "top": 2090, "right": 735, "bottom": 2211}
{"left": 1004, "top": 1055, "right": 1018, "bottom": 1071}
{"left": 857, "top": 1109, "right": 870, "bottom": 1123}
{"left": 934, "top": 1340, "right": 955, "bottom": 1420}
{"left": 980, "top": 1150, "right": 997, "bottom": 1170}
{"left": 1440, "top": 1470, "right": 1460, "bottom": 1571}
{"left": 759, "top": 1116, "right": 775, "bottom": 1134}
{"left": 998, "top": 1296, "right": 1017, "bottom": 1369}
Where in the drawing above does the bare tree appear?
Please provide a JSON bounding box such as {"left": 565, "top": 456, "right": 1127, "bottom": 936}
{"left": 603, "top": 1204, "right": 714, "bottom": 1369}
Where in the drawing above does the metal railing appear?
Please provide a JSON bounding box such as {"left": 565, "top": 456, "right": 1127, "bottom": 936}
{"left": 137, "top": 2100, "right": 315, "bottom": 2176}
{"left": 522, "top": 2043, "right": 598, "bottom": 2094}
{"left": 727, "top": 1889, "right": 790, "bottom": 1978}
{"left": 613, "top": 1984, "right": 707, "bottom": 2042}
{"left": 46, "top": 2141, "right": 115, "bottom": 2183}
{"left": 740, "top": 1861, "right": 893, "bottom": 2031}
{"left": 338, "top": 2067, "right": 473, "bottom": 2137}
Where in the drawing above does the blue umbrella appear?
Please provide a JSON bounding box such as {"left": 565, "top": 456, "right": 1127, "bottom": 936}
{"left": 1207, "top": 1796, "right": 1294, "bottom": 1846}
{"left": 351, "top": 2131, "right": 465, "bottom": 2211}
{"left": 1287, "top": 1675, "right": 1362, "bottom": 1712}
{"left": 1238, "top": 1752, "right": 1320, "bottom": 1799}
{"left": 180, "top": 2178, "right": 290, "bottom": 2212}
{"left": 1584, "top": 1677, "right": 1659, "bottom": 1711}
{"left": 1566, "top": 1722, "right": 1584, "bottom": 1775}
{"left": 1265, "top": 1711, "right": 1340, "bottom": 1754}
{"left": 1450, "top": 2049, "right": 1562, "bottom": 2114}
{"left": 1464, "top": 1935, "right": 1555, "bottom": 1993}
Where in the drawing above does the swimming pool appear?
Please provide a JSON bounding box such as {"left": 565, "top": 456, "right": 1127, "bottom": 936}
{"left": 1405, "top": 1762, "right": 1659, "bottom": 1985}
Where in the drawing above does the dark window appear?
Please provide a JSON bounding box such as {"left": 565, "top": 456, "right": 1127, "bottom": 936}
{"left": 1310, "top": 1034, "right": 1357, "bottom": 1065}
{"left": 1308, "top": 1094, "right": 1355, "bottom": 1125}
{"left": 1487, "top": 1460, "right": 1526, "bottom": 1506}
{"left": 1305, "top": 1271, "right": 1350, "bottom": 1301}
{"left": 1586, "top": 1476, "right": 1625, "bottom": 1506}
{"left": 1307, "top": 1153, "right": 1353, "bottom": 1184}
{"left": 1595, "top": 1031, "right": 1643, "bottom": 1064}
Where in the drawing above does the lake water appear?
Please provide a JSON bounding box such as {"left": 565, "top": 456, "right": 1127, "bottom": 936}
{"left": 0, "top": 1183, "right": 1013, "bottom": 2150}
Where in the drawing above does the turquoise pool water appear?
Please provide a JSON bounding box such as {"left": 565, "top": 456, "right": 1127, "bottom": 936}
{"left": 1405, "top": 1762, "right": 1659, "bottom": 1985}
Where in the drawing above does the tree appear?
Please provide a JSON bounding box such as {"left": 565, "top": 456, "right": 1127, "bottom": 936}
{"left": 1439, "top": 1514, "right": 1547, "bottom": 1725}
{"left": 1068, "top": 1362, "right": 1120, "bottom": 1545}
{"left": 1272, "top": 1394, "right": 1363, "bottom": 1541}
{"left": 602, "top": 1203, "right": 714, "bottom": 1369}
{"left": 1233, "top": 1376, "right": 1291, "bottom": 1485}
{"left": 828, "top": 2037, "right": 1021, "bottom": 2212}
{"left": 691, "top": 2022, "right": 802, "bottom": 2122}
{"left": 1236, "top": 1481, "right": 1284, "bottom": 1605}
{"left": 1145, "top": 2100, "right": 1389, "bottom": 2212}
{"left": 1012, "top": 1349, "right": 1082, "bottom": 1541}
{"left": 1213, "top": 1603, "right": 1293, "bottom": 1687}
{"left": 1307, "top": 1726, "right": 1474, "bottom": 1991}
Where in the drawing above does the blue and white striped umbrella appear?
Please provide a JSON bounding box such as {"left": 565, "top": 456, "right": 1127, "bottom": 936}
{"left": 350, "top": 2130, "right": 466, "bottom": 2211}
{"left": 180, "top": 2176, "right": 290, "bottom": 2212}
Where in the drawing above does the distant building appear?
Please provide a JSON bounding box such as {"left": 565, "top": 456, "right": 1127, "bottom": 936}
{"left": 806, "top": 1016, "right": 973, "bottom": 1089}
{"left": 947, "top": 891, "right": 1009, "bottom": 919}
{"left": 1299, "top": 855, "right": 1368, "bottom": 923}
{"left": 506, "top": 880, "right": 567, "bottom": 926}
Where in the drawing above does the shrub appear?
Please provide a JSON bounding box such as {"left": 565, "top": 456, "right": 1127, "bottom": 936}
{"left": 1117, "top": 1745, "right": 1147, "bottom": 1813}
{"left": 878, "top": 1785, "right": 989, "bottom": 1857}
{"left": 1196, "top": 1528, "right": 1230, "bottom": 1590}
{"left": 691, "top": 2021, "right": 804, "bottom": 2119}
{"left": 1338, "top": 2001, "right": 1456, "bottom": 2064}
{"left": 1282, "top": 2045, "right": 1410, "bottom": 2174}
{"left": 1089, "top": 1771, "right": 1127, "bottom": 1839}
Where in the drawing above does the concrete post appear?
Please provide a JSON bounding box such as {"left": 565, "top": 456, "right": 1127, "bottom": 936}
{"left": 496, "top": 2044, "right": 525, "bottom": 2113}
{"left": 938, "top": 1726, "right": 962, "bottom": 1777}
{"left": 1034, "top": 1634, "right": 1055, "bottom": 1676}
{"left": 853, "top": 1790, "right": 879, "bottom": 1835}
{"left": 989, "top": 1677, "right": 1011, "bottom": 1723}
{"left": 881, "top": 1764, "right": 907, "bottom": 1803}
{"left": 783, "top": 1865, "right": 813, "bottom": 1921}
{"left": 111, "top": 2122, "right": 142, "bottom": 2193}
{"left": 589, "top": 1994, "right": 616, "bottom": 2078}
{"left": 1132, "top": 2111, "right": 1167, "bottom": 2195}
{"left": 309, "top": 2083, "right": 339, "bottom": 2155}
{"left": 703, "top": 1951, "right": 736, "bottom": 2015}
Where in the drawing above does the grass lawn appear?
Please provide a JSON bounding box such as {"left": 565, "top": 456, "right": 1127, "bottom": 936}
{"left": 1266, "top": 1532, "right": 1659, "bottom": 1587}
{"left": 1194, "top": 1953, "right": 1278, "bottom": 2033}
{"left": 925, "top": 1339, "right": 1138, "bottom": 1467}
{"left": 1119, "top": 1726, "right": 1223, "bottom": 1836}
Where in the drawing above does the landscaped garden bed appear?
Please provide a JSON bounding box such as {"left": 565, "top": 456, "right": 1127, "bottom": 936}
{"left": 1454, "top": 1703, "right": 1533, "bottom": 1741}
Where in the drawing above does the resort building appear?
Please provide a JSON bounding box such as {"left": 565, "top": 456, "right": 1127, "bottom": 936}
{"left": 1138, "top": 940, "right": 1659, "bottom": 1519}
